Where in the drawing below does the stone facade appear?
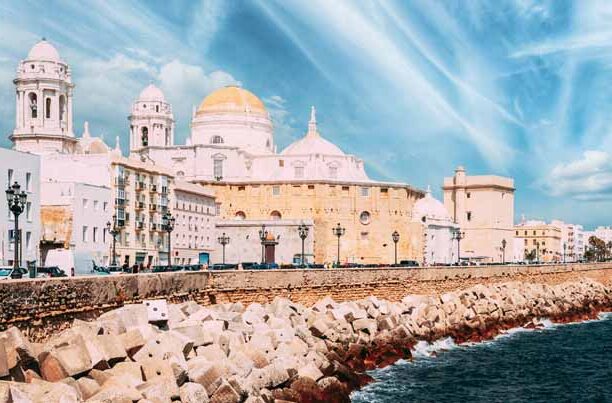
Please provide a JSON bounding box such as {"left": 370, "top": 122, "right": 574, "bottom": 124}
{"left": 443, "top": 166, "right": 515, "bottom": 263}
{"left": 514, "top": 220, "right": 562, "bottom": 262}
{"left": 210, "top": 182, "right": 424, "bottom": 264}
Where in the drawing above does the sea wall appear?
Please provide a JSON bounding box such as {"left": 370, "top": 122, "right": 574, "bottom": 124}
{"left": 0, "top": 277, "right": 610, "bottom": 402}
{"left": 0, "top": 263, "right": 610, "bottom": 340}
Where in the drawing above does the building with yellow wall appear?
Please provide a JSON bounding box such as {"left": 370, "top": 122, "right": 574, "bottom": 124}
{"left": 514, "top": 220, "right": 562, "bottom": 262}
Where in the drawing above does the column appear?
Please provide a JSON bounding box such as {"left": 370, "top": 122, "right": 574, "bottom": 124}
{"left": 15, "top": 91, "right": 20, "bottom": 129}
{"left": 66, "top": 91, "right": 73, "bottom": 135}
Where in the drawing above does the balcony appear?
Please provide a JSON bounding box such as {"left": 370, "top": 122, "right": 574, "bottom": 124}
{"left": 150, "top": 184, "right": 158, "bottom": 193}
{"left": 115, "top": 177, "right": 127, "bottom": 187}
{"left": 115, "top": 199, "right": 130, "bottom": 207}
{"left": 161, "top": 186, "right": 168, "bottom": 194}
{"left": 135, "top": 201, "right": 145, "bottom": 210}
{"left": 160, "top": 205, "right": 168, "bottom": 213}
{"left": 150, "top": 223, "right": 159, "bottom": 231}
{"left": 149, "top": 204, "right": 157, "bottom": 212}
{"left": 136, "top": 221, "right": 145, "bottom": 230}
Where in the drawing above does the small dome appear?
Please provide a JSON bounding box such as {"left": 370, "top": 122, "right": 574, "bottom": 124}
{"left": 413, "top": 187, "right": 451, "bottom": 223}
{"left": 197, "top": 86, "right": 266, "bottom": 115}
{"left": 281, "top": 135, "right": 345, "bottom": 156}
{"left": 138, "top": 84, "right": 166, "bottom": 102}
{"left": 27, "top": 39, "right": 62, "bottom": 62}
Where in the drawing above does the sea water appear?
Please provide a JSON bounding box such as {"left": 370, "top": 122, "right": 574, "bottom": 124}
{"left": 352, "top": 313, "right": 611, "bottom": 402}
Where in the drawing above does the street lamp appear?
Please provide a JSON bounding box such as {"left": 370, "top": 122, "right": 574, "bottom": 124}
{"left": 536, "top": 241, "right": 540, "bottom": 264}
{"left": 6, "top": 182, "right": 27, "bottom": 278}
{"left": 332, "top": 223, "right": 345, "bottom": 267}
{"left": 217, "top": 232, "right": 230, "bottom": 265}
{"left": 297, "top": 222, "right": 309, "bottom": 267}
{"left": 452, "top": 230, "right": 465, "bottom": 265}
{"left": 563, "top": 242, "right": 567, "bottom": 264}
{"left": 163, "top": 212, "right": 175, "bottom": 268}
{"left": 392, "top": 230, "right": 400, "bottom": 265}
{"left": 106, "top": 214, "right": 121, "bottom": 267}
{"left": 258, "top": 224, "right": 268, "bottom": 264}
{"left": 501, "top": 239, "right": 507, "bottom": 264}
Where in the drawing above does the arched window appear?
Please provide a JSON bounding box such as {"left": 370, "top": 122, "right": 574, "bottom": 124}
{"left": 155, "top": 105, "right": 159, "bottom": 113}
{"left": 141, "top": 127, "right": 148, "bottom": 147}
{"left": 176, "top": 171, "right": 185, "bottom": 177}
{"left": 235, "top": 211, "right": 246, "bottom": 220}
{"left": 165, "top": 128, "right": 170, "bottom": 146}
{"left": 270, "top": 210, "right": 282, "bottom": 220}
{"left": 211, "top": 135, "right": 224, "bottom": 144}
{"left": 213, "top": 159, "right": 223, "bottom": 179}
{"left": 59, "top": 95, "right": 65, "bottom": 121}
{"left": 45, "top": 98, "right": 51, "bottom": 119}
{"left": 359, "top": 211, "right": 371, "bottom": 225}
{"left": 28, "top": 93, "right": 38, "bottom": 119}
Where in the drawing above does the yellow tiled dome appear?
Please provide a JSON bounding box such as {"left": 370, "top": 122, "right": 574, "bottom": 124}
{"left": 197, "top": 86, "right": 266, "bottom": 115}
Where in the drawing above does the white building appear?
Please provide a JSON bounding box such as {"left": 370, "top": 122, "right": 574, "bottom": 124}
{"left": 412, "top": 187, "right": 457, "bottom": 265}
{"left": 594, "top": 226, "right": 612, "bottom": 244}
{"left": 173, "top": 181, "right": 217, "bottom": 265}
{"left": 551, "top": 220, "right": 586, "bottom": 262}
{"left": 0, "top": 148, "right": 40, "bottom": 267}
{"left": 40, "top": 182, "right": 111, "bottom": 273}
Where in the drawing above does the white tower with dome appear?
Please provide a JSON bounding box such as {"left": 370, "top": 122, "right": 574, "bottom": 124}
{"left": 11, "top": 39, "right": 77, "bottom": 154}
{"left": 129, "top": 84, "right": 175, "bottom": 151}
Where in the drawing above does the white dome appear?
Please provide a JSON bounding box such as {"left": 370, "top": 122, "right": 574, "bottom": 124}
{"left": 138, "top": 84, "right": 166, "bottom": 102}
{"left": 27, "top": 39, "right": 61, "bottom": 62}
{"left": 281, "top": 134, "right": 345, "bottom": 156}
{"left": 413, "top": 188, "right": 451, "bottom": 223}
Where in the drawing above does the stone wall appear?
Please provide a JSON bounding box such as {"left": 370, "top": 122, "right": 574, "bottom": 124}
{"left": 1, "top": 263, "right": 610, "bottom": 340}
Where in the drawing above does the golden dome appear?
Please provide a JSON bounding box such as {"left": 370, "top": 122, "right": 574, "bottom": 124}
{"left": 197, "top": 86, "right": 266, "bottom": 116}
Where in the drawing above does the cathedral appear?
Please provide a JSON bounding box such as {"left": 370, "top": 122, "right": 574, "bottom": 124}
{"left": 10, "top": 39, "right": 428, "bottom": 265}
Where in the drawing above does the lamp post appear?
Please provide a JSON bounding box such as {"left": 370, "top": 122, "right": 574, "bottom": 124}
{"left": 297, "top": 222, "right": 309, "bottom": 266}
{"left": 163, "top": 212, "right": 175, "bottom": 268}
{"left": 332, "top": 223, "right": 345, "bottom": 267}
{"left": 392, "top": 230, "right": 400, "bottom": 265}
{"left": 452, "top": 230, "right": 465, "bottom": 265}
{"left": 563, "top": 242, "right": 567, "bottom": 264}
{"left": 258, "top": 224, "right": 268, "bottom": 264}
{"left": 6, "top": 182, "right": 27, "bottom": 278}
{"left": 501, "top": 239, "right": 507, "bottom": 264}
{"left": 106, "top": 214, "right": 121, "bottom": 267}
{"left": 217, "top": 232, "right": 230, "bottom": 265}
{"left": 536, "top": 241, "right": 540, "bottom": 264}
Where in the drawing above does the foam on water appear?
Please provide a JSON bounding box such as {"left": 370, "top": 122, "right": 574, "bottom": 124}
{"left": 411, "top": 337, "right": 457, "bottom": 358}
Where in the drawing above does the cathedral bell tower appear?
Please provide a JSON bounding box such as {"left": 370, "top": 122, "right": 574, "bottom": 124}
{"left": 128, "top": 84, "right": 175, "bottom": 154}
{"left": 10, "top": 39, "right": 77, "bottom": 154}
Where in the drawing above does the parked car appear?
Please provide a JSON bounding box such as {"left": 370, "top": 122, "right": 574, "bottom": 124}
{"left": 251, "top": 263, "right": 279, "bottom": 270}
{"left": 210, "top": 263, "right": 237, "bottom": 270}
{"left": 400, "top": 260, "right": 420, "bottom": 267}
{"left": 36, "top": 266, "right": 67, "bottom": 278}
{"left": 0, "top": 267, "right": 13, "bottom": 280}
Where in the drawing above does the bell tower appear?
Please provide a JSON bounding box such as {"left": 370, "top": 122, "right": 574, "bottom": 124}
{"left": 10, "top": 39, "right": 77, "bottom": 154}
{"left": 129, "top": 84, "right": 175, "bottom": 154}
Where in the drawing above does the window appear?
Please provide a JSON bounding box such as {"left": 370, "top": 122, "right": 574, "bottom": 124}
{"left": 467, "top": 192, "right": 471, "bottom": 199}
{"left": 279, "top": 160, "right": 284, "bottom": 167}
{"left": 103, "top": 228, "right": 107, "bottom": 244}
{"left": 82, "top": 226, "right": 88, "bottom": 242}
{"left": 381, "top": 188, "right": 388, "bottom": 194}
{"left": 238, "top": 186, "right": 245, "bottom": 191}
{"left": 524, "top": 239, "right": 528, "bottom": 245}
{"left": 467, "top": 212, "right": 472, "bottom": 221}
{"left": 294, "top": 166, "right": 304, "bottom": 179}
{"left": 155, "top": 105, "right": 159, "bottom": 113}
{"left": 103, "top": 202, "right": 108, "bottom": 212}
{"left": 93, "top": 200, "right": 99, "bottom": 210}
{"left": 141, "top": 127, "right": 148, "bottom": 146}
{"left": 7, "top": 169, "right": 13, "bottom": 187}
{"left": 272, "top": 186, "right": 280, "bottom": 196}
{"left": 26, "top": 172, "right": 31, "bottom": 191}
{"left": 26, "top": 202, "right": 32, "bottom": 222}
{"left": 29, "top": 93, "right": 37, "bottom": 118}
{"left": 93, "top": 227, "right": 98, "bottom": 243}
{"left": 329, "top": 165, "right": 338, "bottom": 179}
{"left": 516, "top": 231, "right": 519, "bottom": 236}
{"left": 360, "top": 187, "right": 370, "bottom": 197}
{"left": 213, "top": 158, "right": 223, "bottom": 179}
{"left": 270, "top": 210, "right": 282, "bottom": 220}
{"left": 342, "top": 186, "right": 349, "bottom": 191}
{"left": 59, "top": 95, "right": 65, "bottom": 121}
{"left": 235, "top": 211, "right": 246, "bottom": 220}
{"left": 211, "top": 135, "right": 224, "bottom": 144}
{"left": 45, "top": 98, "right": 51, "bottom": 119}
{"left": 360, "top": 232, "right": 369, "bottom": 240}
{"left": 83, "top": 198, "right": 88, "bottom": 209}
{"left": 360, "top": 211, "right": 371, "bottom": 225}
{"left": 26, "top": 232, "right": 31, "bottom": 251}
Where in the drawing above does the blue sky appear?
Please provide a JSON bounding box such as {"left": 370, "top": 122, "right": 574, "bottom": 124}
{"left": 1, "top": 0, "right": 611, "bottom": 228}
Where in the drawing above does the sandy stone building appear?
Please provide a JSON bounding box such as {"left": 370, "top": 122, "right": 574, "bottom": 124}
{"left": 443, "top": 166, "right": 515, "bottom": 263}
{"left": 514, "top": 220, "right": 562, "bottom": 262}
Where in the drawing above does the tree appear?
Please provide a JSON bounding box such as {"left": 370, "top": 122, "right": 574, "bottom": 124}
{"left": 524, "top": 249, "right": 536, "bottom": 262}
{"left": 588, "top": 236, "right": 607, "bottom": 262}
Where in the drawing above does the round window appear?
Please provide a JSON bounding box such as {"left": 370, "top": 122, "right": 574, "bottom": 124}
{"left": 359, "top": 211, "right": 371, "bottom": 225}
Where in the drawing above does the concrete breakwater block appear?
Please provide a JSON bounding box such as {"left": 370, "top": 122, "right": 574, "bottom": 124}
{"left": 0, "top": 278, "right": 610, "bottom": 402}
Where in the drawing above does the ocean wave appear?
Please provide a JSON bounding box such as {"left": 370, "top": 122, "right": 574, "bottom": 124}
{"left": 411, "top": 337, "right": 457, "bottom": 358}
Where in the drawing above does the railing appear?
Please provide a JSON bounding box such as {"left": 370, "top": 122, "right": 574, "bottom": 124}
{"left": 149, "top": 204, "right": 157, "bottom": 212}
{"left": 136, "top": 182, "right": 146, "bottom": 191}
{"left": 150, "top": 184, "right": 158, "bottom": 192}
{"left": 136, "top": 221, "right": 144, "bottom": 230}
{"left": 135, "top": 201, "right": 145, "bottom": 210}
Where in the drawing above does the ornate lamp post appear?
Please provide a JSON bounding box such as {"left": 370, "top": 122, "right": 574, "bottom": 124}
{"left": 6, "top": 182, "right": 27, "bottom": 278}
{"left": 501, "top": 239, "right": 507, "bottom": 264}
{"left": 536, "top": 241, "right": 540, "bottom": 264}
{"left": 332, "top": 223, "right": 345, "bottom": 267}
{"left": 106, "top": 214, "right": 121, "bottom": 266}
{"left": 297, "top": 222, "right": 309, "bottom": 266}
{"left": 163, "top": 212, "right": 175, "bottom": 268}
{"left": 258, "top": 224, "right": 268, "bottom": 264}
{"left": 452, "top": 230, "right": 465, "bottom": 265}
{"left": 392, "top": 230, "right": 400, "bottom": 265}
{"left": 217, "top": 232, "right": 230, "bottom": 265}
{"left": 563, "top": 242, "right": 567, "bottom": 263}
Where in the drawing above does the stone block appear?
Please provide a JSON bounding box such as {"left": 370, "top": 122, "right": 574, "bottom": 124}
{"left": 144, "top": 299, "right": 169, "bottom": 324}
{"left": 140, "top": 358, "right": 174, "bottom": 382}
{"left": 75, "top": 377, "right": 100, "bottom": 400}
{"left": 189, "top": 308, "right": 218, "bottom": 323}
{"left": 137, "top": 377, "right": 179, "bottom": 402}
{"left": 180, "top": 382, "right": 209, "bottom": 403}
{"left": 297, "top": 363, "right": 323, "bottom": 382}
{"left": 189, "top": 361, "right": 227, "bottom": 396}
{"left": 119, "top": 328, "right": 147, "bottom": 357}
{"left": 96, "top": 334, "right": 127, "bottom": 366}
{"left": 246, "top": 362, "right": 289, "bottom": 391}
{"left": 352, "top": 318, "right": 377, "bottom": 335}
{"left": 196, "top": 344, "right": 227, "bottom": 362}
{"left": 210, "top": 379, "right": 240, "bottom": 403}
{"left": 107, "top": 361, "right": 143, "bottom": 387}
{"left": 172, "top": 322, "right": 214, "bottom": 347}
{"left": 308, "top": 319, "right": 329, "bottom": 338}
{"left": 39, "top": 336, "right": 92, "bottom": 381}
{"left": 0, "top": 327, "right": 36, "bottom": 370}
{"left": 0, "top": 344, "right": 8, "bottom": 378}
{"left": 87, "top": 383, "right": 143, "bottom": 402}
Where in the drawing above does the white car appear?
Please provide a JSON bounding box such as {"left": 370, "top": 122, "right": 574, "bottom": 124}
{"left": 0, "top": 267, "right": 14, "bottom": 280}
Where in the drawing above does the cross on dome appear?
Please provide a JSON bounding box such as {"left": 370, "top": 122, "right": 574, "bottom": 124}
{"left": 308, "top": 105, "right": 318, "bottom": 137}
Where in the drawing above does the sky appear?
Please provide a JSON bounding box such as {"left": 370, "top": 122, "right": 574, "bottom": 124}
{"left": 0, "top": 0, "right": 611, "bottom": 229}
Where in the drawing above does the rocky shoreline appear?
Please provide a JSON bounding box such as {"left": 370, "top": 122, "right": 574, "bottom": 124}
{"left": 0, "top": 278, "right": 610, "bottom": 403}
